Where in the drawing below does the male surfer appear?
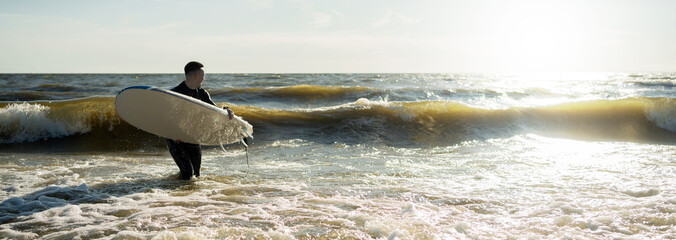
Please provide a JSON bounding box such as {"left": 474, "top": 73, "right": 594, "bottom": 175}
{"left": 166, "top": 61, "right": 234, "bottom": 180}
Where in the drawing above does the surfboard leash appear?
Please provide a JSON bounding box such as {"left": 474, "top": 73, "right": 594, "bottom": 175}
{"left": 219, "top": 140, "right": 250, "bottom": 178}
{"left": 244, "top": 142, "right": 250, "bottom": 178}
{"left": 242, "top": 128, "right": 253, "bottom": 178}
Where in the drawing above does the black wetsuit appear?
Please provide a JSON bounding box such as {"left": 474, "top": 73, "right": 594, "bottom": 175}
{"left": 166, "top": 81, "right": 216, "bottom": 180}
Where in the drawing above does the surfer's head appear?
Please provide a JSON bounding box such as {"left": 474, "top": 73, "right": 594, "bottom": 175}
{"left": 184, "top": 61, "right": 204, "bottom": 76}
{"left": 184, "top": 61, "right": 205, "bottom": 89}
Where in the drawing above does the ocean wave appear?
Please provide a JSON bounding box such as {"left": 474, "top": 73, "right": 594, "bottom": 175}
{"left": 1, "top": 97, "right": 674, "bottom": 151}
{"left": 0, "top": 91, "right": 90, "bottom": 101}
{"left": 0, "top": 97, "right": 123, "bottom": 144}
{"left": 27, "top": 83, "right": 83, "bottom": 92}
{"left": 644, "top": 98, "right": 676, "bottom": 133}
{"left": 208, "top": 85, "right": 565, "bottom": 104}
{"left": 0, "top": 97, "right": 159, "bottom": 151}
{"left": 0, "top": 103, "right": 81, "bottom": 143}
{"left": 209, "top": 85, "right": 377, "bottom": 101}
{"left": 517, "top": 98, "right": 676, "bottom": 142}
{"left": 629, "top": 81, "right": 676, "bottom": 89}
{"left": 235, "top": 97, "right": 676, "bottom": 145}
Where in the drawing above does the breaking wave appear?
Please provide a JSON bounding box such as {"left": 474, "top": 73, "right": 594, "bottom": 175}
{"left": 1, "top": 97, "right": 674, "bottom": 151}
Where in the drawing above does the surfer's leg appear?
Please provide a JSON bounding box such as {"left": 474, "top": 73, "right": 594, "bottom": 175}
{"left": 166, "top": 139, "right": 194, "bottom": 180}
{"left": 184, "top": 144, "right": 202, "bottom": 177}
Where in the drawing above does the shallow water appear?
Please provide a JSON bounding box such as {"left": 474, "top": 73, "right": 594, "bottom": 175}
{"left": 1, "top": 73, "right": 675, "bottom": 239}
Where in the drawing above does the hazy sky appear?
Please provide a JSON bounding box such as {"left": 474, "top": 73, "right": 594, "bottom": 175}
{"left": 1, "top": 0, "right": 675, "bottom": 73}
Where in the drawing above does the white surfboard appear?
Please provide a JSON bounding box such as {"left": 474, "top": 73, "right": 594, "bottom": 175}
{"left": 115, "top": 86, "right": 253, "bottom": 146}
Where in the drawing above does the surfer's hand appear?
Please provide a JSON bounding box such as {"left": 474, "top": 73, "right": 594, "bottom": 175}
{"left": 224, "top": 107, "right": 234, "bottom": 120}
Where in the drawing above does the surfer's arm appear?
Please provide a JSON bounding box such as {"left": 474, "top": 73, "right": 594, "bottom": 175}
{"left": 201, "top": 90, "right": 217, "bottom": 106}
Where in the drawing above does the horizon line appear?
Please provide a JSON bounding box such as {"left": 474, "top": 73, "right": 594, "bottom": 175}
{"left": 2, "top": 71, "right": 675, "bottom": 74}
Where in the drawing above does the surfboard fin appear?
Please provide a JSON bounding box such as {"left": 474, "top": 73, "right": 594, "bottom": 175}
{"left": 240, "top": 138, "right": 249, "bottom": 148}
{"left": 243, "top": 128, "right": 253, "bottom": 140}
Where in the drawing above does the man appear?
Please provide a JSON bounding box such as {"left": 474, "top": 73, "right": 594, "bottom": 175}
{"left": 166, "top": 61, "right": 233, "bottom": 180}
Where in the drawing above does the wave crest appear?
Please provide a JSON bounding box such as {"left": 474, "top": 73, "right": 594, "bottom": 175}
{"left": 0, "top": 103, "right": 79, "bottom": 143}
{"left": 1, "top": 97, "right": 122, "bottom": 145}
{"left": 644, "top": 97, "right": 676, "bottom": 133}
{"left": 1, "top": 97, "right": 674, "bottom": 151}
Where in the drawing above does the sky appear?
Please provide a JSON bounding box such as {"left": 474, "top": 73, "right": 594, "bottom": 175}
{"left": 1, "top": 0, "right": 675, "bottom": 73}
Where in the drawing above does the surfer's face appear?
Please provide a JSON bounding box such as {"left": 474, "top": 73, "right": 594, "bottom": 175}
{"left": 195, "top": 69, "right": 205, "bottom": 84}
{"left": 187, "top": 68, "right": 205, "bottom": 89}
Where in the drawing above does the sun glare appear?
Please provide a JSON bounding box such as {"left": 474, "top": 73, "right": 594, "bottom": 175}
{"left": 529, "top": 134, "right": 613, "bottom": 165}
{"left": 484, "top": 2, "right": 591, "bottom": 72}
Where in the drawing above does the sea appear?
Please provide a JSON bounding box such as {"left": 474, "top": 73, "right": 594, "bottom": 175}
{"left": 0, "top": 73, "right": 674, "bottom": 239}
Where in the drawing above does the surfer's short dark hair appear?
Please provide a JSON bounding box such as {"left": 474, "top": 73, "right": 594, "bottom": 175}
{"left": 184, "top": 61, "right": 204, "bottom": 75}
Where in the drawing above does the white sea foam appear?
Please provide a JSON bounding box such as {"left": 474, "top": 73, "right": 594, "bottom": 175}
{"left": 454, "top": 222, "right": 472, "bottom": 234}
{"left": 1, "top": 135, "right": 675, "bottom": 239}
{"left": 0, "top": 229, "right": 38, "bottom": 240}
{"left": 644, "top": 98, "right": 676, "bottom": 132}
{"left": 624, "top": 188, "right": 661, "bottom": 198}
{"left": 0, "top": 103, "right": 89, "bottom": 143}
{"left": 354, "top": 98, "right": 416, "bottom": 121}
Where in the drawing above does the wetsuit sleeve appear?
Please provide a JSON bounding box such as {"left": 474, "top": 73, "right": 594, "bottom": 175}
{"left": 201, "top": 90, "right": 217, "bottom": 106}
